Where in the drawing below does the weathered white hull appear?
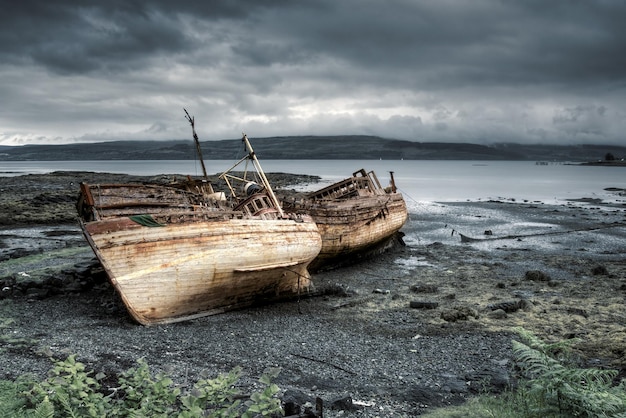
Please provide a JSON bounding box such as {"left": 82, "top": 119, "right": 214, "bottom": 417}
{"left": 81, "top": 217, "right": 322, "bottom": 325}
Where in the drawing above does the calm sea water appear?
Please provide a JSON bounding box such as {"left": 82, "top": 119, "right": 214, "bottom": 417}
{"left": 1, "top": 159, "right": 624, "bottom": 204}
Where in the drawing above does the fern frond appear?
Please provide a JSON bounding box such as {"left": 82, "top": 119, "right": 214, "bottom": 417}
{"left": 513, "top": 327, "right": 578, "bottom": 359}
{"left": 0, "top": 380, "right": 27, "bottom": 417}
{"left": 512, "top": 340, "right": 561, "bottom": 378}
{"left": 566, "top": 367, "right": 617, "bottom": 388}
{"left": 514, "top": 327, "right": 545, "bottom": 349}
{"left": 513, "top": 330, "right": 626, "bottom": 417}
{"left": 33, "top": 398, "right": 54, "bottom": 418}
{"left": 571, "top": 388, "right": 625, "bottom": 416}
{"left": 56, "top": 391, "right": 79, "bottom": 418}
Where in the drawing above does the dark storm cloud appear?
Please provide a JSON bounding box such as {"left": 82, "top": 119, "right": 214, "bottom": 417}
{"left": 1, "top": 0, "right": 625, "bottom": 145}
{"left": 276, "top": 1, "right": 626, "bottom": 90}
{"left": 2, "top": 1, "right": 208, "bottom": 74}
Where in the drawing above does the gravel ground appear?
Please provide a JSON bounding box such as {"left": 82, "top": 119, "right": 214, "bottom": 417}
{"left": 1, "top": 172, "right": 625, "bottom": 417}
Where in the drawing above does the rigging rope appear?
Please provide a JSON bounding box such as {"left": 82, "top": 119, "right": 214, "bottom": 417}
{"left": 397, "top": 186, "right": 468, "bottom": 239}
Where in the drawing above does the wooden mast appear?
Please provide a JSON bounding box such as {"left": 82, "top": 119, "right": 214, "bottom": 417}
{"left": 241, "top": 134, "right": 285, "bottom": 218}
{"left": 183, "top": 108, "right": 209, "bottom": 182}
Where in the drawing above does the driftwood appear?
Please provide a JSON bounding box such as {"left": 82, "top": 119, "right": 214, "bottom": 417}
{"left": 329, "top": 296, "right": 375, "bottom": 311}
{"left": 459, "top": 222, "right": 626, "bottom": 243}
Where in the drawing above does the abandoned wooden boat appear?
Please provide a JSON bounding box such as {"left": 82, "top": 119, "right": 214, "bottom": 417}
{"left": 76, "top": 116, "right": 321, "bottom": 325}
{"left": 281, "top": 169, "right": 409, "bottom": 271}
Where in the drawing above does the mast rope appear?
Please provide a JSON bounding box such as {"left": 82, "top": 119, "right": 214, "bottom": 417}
{"left": 397, "top": 186, "right": 469, "bottom": 240}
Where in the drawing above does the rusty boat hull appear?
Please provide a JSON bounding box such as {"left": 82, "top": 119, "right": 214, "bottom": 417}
{"left": 77, "top": 183, "right": 321, "bottom": 325}
{"left": 283, "top": 169, "right": 409, "bottom": 271}
{"left": 304, "top": 193, "right": 408, "bottom": 271}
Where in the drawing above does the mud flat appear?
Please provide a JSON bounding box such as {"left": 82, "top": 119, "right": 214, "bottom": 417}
{"left": 1, "top": 172, "right": 625, "bottom": 416}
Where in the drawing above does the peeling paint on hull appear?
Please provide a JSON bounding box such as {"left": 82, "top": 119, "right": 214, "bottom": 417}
{"left": 283, "top": 169, "right": 409, "bottom": 271}
{"left": 307, "top": 193, "right": 408, "bottom": 270}
{"left": 77, "top": 182, "right": 321, "bottom": 325}
{"left": 82, "top": 217, "right": 321, "bottom": 325}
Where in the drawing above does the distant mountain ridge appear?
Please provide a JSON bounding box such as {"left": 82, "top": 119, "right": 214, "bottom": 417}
{"left": 0, "top": 136, "right": 624, "bottom": 162}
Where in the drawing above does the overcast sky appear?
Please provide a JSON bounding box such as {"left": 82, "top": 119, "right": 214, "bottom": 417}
{"left": 1, "top": 1, "right": 625, "bottom": 146}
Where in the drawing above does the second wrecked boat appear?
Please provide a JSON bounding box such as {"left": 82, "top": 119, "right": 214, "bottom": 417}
{"left": 76, "top": 114, "right": 322, "bottom": 325}
{"left": 282, "top": 169, "right": 409, "bottom": 271}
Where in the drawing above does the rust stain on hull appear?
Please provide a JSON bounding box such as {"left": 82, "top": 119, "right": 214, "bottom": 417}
{"left": 283, "top": 169, "right": 409, "bottom": 271}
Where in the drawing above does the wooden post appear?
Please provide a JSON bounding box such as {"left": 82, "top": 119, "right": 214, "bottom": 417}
{"left": 389, "top": 171, "right": 397, "bottom": 193}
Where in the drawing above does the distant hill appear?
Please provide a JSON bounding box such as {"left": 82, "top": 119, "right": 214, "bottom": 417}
{"left": 1, "top": 136, "right": 624, "bottom": 162}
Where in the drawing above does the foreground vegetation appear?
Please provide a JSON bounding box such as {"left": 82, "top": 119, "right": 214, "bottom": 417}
{"left": 2, "top": 316, "right": 625, "bottom": 417}
{"left": 0, "top": 356, "right": 283, "bottom": 417}
{"left": 1, "top": 312, "right": 283, "bottom": 417}
{"left": 425, "top": 328, "right": 626, "bottom": 418}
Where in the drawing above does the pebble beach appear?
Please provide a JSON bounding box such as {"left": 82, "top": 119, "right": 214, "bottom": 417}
{"left": 1, "top": 171, "right": 625, "bottom": 416}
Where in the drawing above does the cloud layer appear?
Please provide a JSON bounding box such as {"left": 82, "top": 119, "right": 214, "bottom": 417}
{"left": 1, "top": 1, "right": 625, "bottom": 145}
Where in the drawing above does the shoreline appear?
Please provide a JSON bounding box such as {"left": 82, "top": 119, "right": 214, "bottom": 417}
{"left": 578, "top": 161, "right": 626, "bottom": 167}
{"left": 1, "top": 172, "right": 626, "bottom": 416}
